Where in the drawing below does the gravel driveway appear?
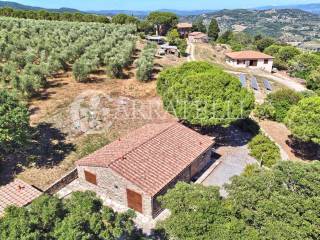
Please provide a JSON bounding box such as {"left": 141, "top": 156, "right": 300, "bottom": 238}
{"left": 202, "top": 146, "right": 257, "bottom": 197}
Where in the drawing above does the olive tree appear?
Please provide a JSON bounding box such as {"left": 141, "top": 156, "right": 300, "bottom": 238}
{"left": 0, "top": 91, "right": 30, "bottom": 153}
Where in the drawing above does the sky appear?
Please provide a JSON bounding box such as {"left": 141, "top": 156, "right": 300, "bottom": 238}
{"left": 6, "top": 0, "right": 320, "bottom": 11}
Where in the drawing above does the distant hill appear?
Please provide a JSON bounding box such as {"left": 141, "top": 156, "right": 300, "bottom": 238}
{"left": 0, "top": 1, "right": 81, "bottom": 13}
{"left": 257, "top": 3, "right": 320, "bottom": 15}
{"left": 183, "top": 8, "right": 320, "bottom": 42}
{"left": 88, "top": 9, "right": 216, "bottom": 17}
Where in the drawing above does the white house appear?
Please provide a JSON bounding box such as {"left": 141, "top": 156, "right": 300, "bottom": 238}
{"left": 225, "top": 50, "right": 274, "bottom": 73}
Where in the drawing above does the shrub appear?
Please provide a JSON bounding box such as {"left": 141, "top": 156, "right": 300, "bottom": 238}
{"left": 285, "top": 96, "right": 320, "bottom": 144}
{"left": 248, "top": 133, "right": 281, "bottom": 167}
{"left": 256, "top": 89, "right": 302, "bottom": 122}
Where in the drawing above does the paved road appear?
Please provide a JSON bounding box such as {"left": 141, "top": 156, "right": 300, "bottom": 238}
{"left": 202, "top": 147, "right": 257, "bottom": 197}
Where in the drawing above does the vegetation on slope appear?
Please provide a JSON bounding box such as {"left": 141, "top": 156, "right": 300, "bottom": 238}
{"left": 0, "top": 7, "right": 110, "bottom": 23}
{"left": 0, "top": 17, "right": 136, "bottom": 97}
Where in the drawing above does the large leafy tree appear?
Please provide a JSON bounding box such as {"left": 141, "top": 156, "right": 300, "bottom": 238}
{"left": 207, "top": 18, "right": 220, "bottom": 41}
{"left": 285, "top": 96, "right": 320, "bottom": 144}
{"left": 146, "top": 11, "right": 178, "bottom": 36}
{"left": 0, "top": 91, "right": 30, "bottom": 153}
{"left": 191, "top": 17, "right": 207, "bottom": 33}
{"left": 111, "top": 14, "right": 139, "bottom": 25}
{"left": 159, "top": 161, "right": 320, "bottom": 240}
{"left": 0, "top": 191, "right": 138, "bottom": 240}
{"left": 157, "top": 62, "right": 255, "bottom": 126}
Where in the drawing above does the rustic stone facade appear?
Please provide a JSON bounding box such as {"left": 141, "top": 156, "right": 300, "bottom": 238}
{"left": 77, "top": 166, "right": 153, "bottom": 217}
{"left": 77, "top": 148, "right": 213, "bottom": 219}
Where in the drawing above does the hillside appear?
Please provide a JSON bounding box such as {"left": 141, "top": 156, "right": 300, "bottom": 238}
{"left": 257, "top": 3, "right": 320, "bottom": 15}
{"left": 0, "top": 1, "right": 81, "bottom": 13}
{"left": 184, "top": 9, "right": 320, "bottom": 42}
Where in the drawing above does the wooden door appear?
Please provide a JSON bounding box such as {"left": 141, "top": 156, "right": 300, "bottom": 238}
{"left": 84, "top": 170, "right": 97, "bottom": 185}
{"left": 126, "top": 189, "right": 142, "bottom": 213}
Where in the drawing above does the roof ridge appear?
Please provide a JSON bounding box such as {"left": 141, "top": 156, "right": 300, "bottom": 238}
{"left": 109, "top": 122, "right": 178, "bottom": 167}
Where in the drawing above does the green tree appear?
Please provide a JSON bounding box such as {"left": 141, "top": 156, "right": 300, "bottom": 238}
{"left": 111, "top": 14, "right": 138, "bottom": 25}
{"left": 0, "top": 191, "right": 138, "bottom": 240}
{"left": 166, "top": 29, "right": 180, "bottom": 45}
{"left": 146, "top": 11, "right": 178, "bottom": 36}
{"left": 191, "top": 17, "right": 207, "bottom": 33}
{"left": 285, "top": 96, "right": 320, "bottom": 144}
{"left": 207, "top": 18, "right": 220, "bottom": 41}
{"left": 157, "top": 62, "right": 255, "bottom": 126}
{"left": 0, "top": 91, "right": 30, "bottom": 153}
{"left": 255, "top": 37, "right": 276, "bottom": 52}
{"left": 306, "top": 67, "right": 320, "bottom": 91}
{"left": 289, "top": 53, "right": 320, "bottom": 79}
{"left": 159, "top": 161, "right": 320, "bottom": 240}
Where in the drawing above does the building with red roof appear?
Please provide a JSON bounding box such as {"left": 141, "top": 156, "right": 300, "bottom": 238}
{"left": 188, "top": 32, "right": 209, "bottom": 43}
{"left": 0, "top": 179, "right": 42, "bottom": 216}
{"left": 76, "top": 122, "right": 214, "bottom": 218}
{"left": 225, "top": 50, "right": 274, "bottom": 72}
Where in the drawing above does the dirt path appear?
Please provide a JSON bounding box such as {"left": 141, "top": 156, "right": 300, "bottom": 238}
{"left": 258, "top": 120, "right": 300, "bottom": 161}
{"left": 187, "top": 41, "right": 195, "bottom": 62}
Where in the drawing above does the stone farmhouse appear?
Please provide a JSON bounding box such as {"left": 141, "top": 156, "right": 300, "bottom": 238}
{"left": 225, "top": 50, "right": 274, "bottom": 72}
{"left": 188, "top": 32, "right": 209, "bottom": 43}
{"left": 76, "top": 122, "right": 214, "bottom": 219}
{"left": 177, "top": 22, "right": 193, "bottom": 38}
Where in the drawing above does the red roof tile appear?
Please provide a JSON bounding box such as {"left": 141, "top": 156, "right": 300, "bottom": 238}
{"left": 225, "top": 50, "right": 274, "bottom": 60}
{"left": 77, "top": 122, "right": 214, "bottom": 196}
{"left": 177, "top": 22, "right": 192, "bottom": 28}
{"left": 0, "top": 179, "right": 42, "bottom": 216}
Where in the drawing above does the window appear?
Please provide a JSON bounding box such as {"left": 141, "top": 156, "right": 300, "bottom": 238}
{"left": 249, "top": 60, "right": 258, "bottom": 66}
{"left": 84, "top": 170, "right": 97, "bottom": 185}
{"left": 237, "top": 60, "right": 245, "bottom": 65}
{"left": 264, "top": 59, "right": 269, "bottom": 64}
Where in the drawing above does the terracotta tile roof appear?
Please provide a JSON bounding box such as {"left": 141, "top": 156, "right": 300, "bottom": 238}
{"left": 189, "top": 32, "right": 208, "bottom": 38}
{"left": 77, "top": 122, "right": 214, "bottom": 196}
{"left": 225, "top": 50, "right": 274, "bottom": 60}
{"left": 177, "top": 22, "right": 192, "bottom": 28}
{"left": 0, "top": 179, "right": 42, "bottom": 216}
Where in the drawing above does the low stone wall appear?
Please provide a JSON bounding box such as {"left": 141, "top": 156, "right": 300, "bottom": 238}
{"left": 44, "top": 168, "right": 78, "bottom": 195}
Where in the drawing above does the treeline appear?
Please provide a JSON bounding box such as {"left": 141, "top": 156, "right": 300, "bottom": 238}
{"left": 0, "top": 191, "right": 144, "bottom": 239}
{"left": 0, "top": 7, "right": 110, "bottom": 23}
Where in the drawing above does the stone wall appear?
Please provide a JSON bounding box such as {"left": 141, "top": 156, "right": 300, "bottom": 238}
{"left": 44, "top": 168, "right": 78, "bottom": 195}
{"left": 152, "top": 147, "right": 213, "bottom": 217}
{"left": 77, "top": 166, "right": 153, "bottom": 218}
